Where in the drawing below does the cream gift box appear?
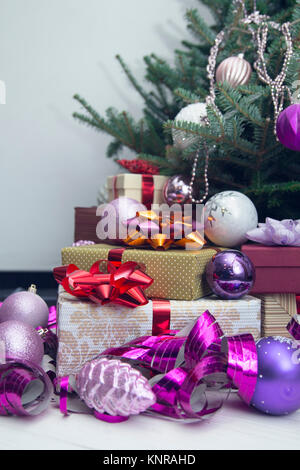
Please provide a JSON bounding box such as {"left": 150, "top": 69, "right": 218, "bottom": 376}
{"left": 107, "top": 173, "right": 168, "bottom": 206}
{"left": 256, "top": 293, "right": 299, "bottom": 338}
{"left": 56, "top": 289, "right": 261, "bottom": 377}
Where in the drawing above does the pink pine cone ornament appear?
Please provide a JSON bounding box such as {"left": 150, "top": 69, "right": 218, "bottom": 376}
{"left": 76, "top": 357, "right": 156, "bottom": 416}
{"left": 246, "top": 217, "right": 300, "bottom": 246}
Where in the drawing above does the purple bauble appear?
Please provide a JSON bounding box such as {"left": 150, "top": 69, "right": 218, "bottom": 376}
{"left": 205, "top": 250, "right": 255, "bottom": 299}
{"left": 0, "top": 289, "right": 49, "bottom": 328}
{"left": 163, "top": 175, "right": 191, "bottom": 206}
{"left": 97, "top": 197, "right": 146, "bottom": 244}
{"left": 276, "top": 104, "right": 300, "bottom": 151}
{"left": 0, "top": 320, "right": 44, "bottom": 365}
{"left": 251, "top": 337, "right": 300, "bottom": 416}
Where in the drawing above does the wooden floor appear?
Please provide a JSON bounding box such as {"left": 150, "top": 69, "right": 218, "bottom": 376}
{"left": 1, "top": 394, "right": 299, "bottom": 450}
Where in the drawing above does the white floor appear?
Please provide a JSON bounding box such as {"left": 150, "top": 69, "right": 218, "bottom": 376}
{"left": 1, "top": 394, "right": 299, "bottom": 450}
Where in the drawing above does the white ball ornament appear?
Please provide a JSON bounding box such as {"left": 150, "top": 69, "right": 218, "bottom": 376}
{"left": 204, "top": 191, "right": 258, "bottom": 247}
{"left": 172, "top": 102, "right": 207, "bottom": 150}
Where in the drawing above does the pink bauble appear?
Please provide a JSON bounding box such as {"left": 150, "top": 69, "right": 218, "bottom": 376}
{"left": 97, "top": 197, "right": 146, "bottom": 244}
{"left": 0, "top": 320, "right": 44, "bottom": 365}
{"left": 276, "top": 104, "right": 300, "bottom": 151}
{"left": 0, "top": 290, "right": 49, "bottom": 328}
{"left": 216, "top": 54, "right": 252, "bottom": 88}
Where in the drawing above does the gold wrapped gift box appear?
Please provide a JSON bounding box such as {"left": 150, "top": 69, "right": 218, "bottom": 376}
{"left": 61, "top": 243, "right": 223, "bottom": 301}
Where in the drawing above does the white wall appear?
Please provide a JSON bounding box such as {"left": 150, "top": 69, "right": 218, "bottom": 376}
{"left": 0, "top": 0, "right": 212, "bottom": 271}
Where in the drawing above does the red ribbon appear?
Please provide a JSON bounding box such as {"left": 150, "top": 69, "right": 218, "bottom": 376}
{"left": 113, "top": 175, "right": 118, "bottom": 199}
{"left": 152, "top": 300, "right": 171, "bottom": 335}
{"left": 142, "top": 175, "right": 154, "bottom": 210}
{"left": 53, "top": 260, "right": 153, "bottom": 308}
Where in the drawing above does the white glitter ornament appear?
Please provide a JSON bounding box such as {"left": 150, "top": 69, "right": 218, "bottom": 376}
{"left": 172, "top": 102, "right": 207, "bottom": 150}
{"left": 216, "top": 54, "right": 252, "bottom": 88}
{"left": 204, "top": 191, "right": 258, "bottom": 247}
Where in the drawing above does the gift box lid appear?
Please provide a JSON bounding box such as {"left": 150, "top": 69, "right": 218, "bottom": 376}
{"left": 241, "top": 244, "right": 300, "bottom": 267}
{"left": 107, "top": 173, "right": 167, "bottom": 190}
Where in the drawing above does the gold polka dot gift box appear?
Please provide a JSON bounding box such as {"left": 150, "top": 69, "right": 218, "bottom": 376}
{"left": 61, "top": 243, "right": 222, "bottom": 301}
{"left": 56, "top": 288, "right": 261, "bottom": 377}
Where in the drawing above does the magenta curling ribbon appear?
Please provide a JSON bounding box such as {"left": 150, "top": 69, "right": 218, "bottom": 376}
{"left": 0, "top": 359, "right": 53, "bottom": 416}
{"left": 287, "top": 317, "right": 300, "bottom": 341}
{"left": 59, "top": 376, "right": 71, "bottom": 416}
{"left": 48, "top": 306, "right": 57, "bottom": 331}
{"left": 55, "top": 311, "right": 300, "bottom": 423}
{"left": 94, "top": 411, "right": 129, "bottom": 423}
{"left": 99, "top": 311, "right": 257, "bottom": 421}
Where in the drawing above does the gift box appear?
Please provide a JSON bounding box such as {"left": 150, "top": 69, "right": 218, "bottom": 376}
{"left": 241, "top": 244, "right": 300, "bottom": 293}
{"left": 107, "top": 174, "right": 168, "bottom": 209}
{"left": 61, "top": 243, "right": 222, "bottom": 301}
{"left": 256, "top": 293, "right": 299, "bottom": 338}
{"left": 74, "top": 206, "right": 99, "bottom": 244}
{"left": 56, "top": 289, "right": 261, "bottom": 377}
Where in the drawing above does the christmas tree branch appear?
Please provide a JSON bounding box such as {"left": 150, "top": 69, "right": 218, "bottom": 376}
{"left": 185, "top": 9, "right": 215, "bottom": 45}
{"left": 116, "top": 55, "right": 167, "bottom": 121}
{"left": 73, "top": 96, "right": 136, "bottom": 149}
{"left": 164, "top": 120, "right": 259, "bottom": 157}
{"left": 216, "top": 83, "right": 265, "bottom": 127}
{"left": 174, "top": 88, "right": 202, "bottom": 104}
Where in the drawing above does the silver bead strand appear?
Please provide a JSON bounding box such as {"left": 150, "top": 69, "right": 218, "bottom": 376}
{"left": 187, "top": 0, "right": 294, "bottom": 202}
{"left": 188, "top": 144, "right": 210, "bottom": 204}
{"left": 254, "top": 21, "right": 293, "bottom": 134}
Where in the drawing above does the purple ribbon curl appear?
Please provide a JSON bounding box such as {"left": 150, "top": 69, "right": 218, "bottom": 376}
{"left": 0, "top": 359, "right": 53, "bottom": 416}
{"left": 99, "top": 310, "right": 258, "bottom": 421}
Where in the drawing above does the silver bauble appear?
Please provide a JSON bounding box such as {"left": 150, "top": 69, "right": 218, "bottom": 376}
{"left": 204, "top": 191, "right": 258, "bottom": 247}
{"left": 172, "top": 102, "right": 207, "bottom": 150}
{"left": 0, "top": 286, "right": 49, "bottom": 329}
{"left": 163, "top": 175, "right": 191, "bottom": 205}
{"left": 216, "top": 54, "right": 252, "bottom": 88}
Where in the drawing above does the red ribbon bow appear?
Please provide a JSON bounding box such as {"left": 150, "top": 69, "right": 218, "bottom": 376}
{"left": 53, "top": 260, "right": 153, "bottom": 308}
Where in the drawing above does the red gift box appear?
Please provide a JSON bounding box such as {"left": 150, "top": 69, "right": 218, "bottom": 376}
{"left": 241, "top": 244, "right": 300, "bottom": 294}
{"left": 74, "top": 207, "right": 99, "bottom": 243}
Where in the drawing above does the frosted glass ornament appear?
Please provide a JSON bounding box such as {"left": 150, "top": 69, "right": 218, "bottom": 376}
{"left": 172, "top": 102, "right": 207, "bottom": 150}
{"left": 204, "top": 191, "right": 258, "bottom": 247}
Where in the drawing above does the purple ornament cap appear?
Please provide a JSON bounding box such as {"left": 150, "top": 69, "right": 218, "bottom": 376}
{"left": 0, "top": 289, "right": 49, "bottom": 329}
{"left": 0, "top": 320, "right": 44, "bottom": 365}
{"left": 276, "top": 104, "right": 300, "bottom": 151}
{"left": 251, "top": 336, "right": 300, "bottom": 416}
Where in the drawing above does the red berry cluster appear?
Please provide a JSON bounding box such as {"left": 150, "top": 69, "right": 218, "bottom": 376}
{"left": 117, "top": 159, "right": 160, "bottom": 175}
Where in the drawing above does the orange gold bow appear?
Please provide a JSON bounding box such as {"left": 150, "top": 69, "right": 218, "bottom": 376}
{"left": 123, "top": 210, "right": 206, "bottom": 250}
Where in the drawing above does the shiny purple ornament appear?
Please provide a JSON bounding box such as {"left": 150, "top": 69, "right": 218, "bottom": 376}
{"left": 276, "top": 104, "right": 300, "bottom": 151}
{"left": 206, "top": 250, "right": 255, "bottom": 300}
{"left": 163, "top": 175, "right": 191, "bottom": 206}
{"left": 76, "top": 357, "right": 156, "bottom": 416}
{"left": 251, "top": 337, "right": 300, "bottom": 416}
{"left": 0, "top": 320, "right": 44, "bottom": 365}
{"left": 0, "top": 287, "right": 49, "bottom": 329}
